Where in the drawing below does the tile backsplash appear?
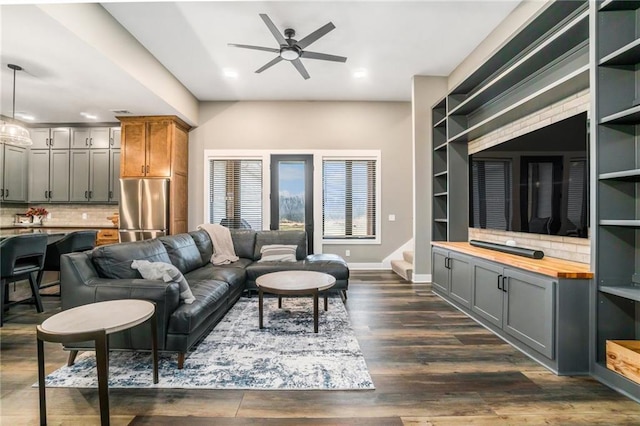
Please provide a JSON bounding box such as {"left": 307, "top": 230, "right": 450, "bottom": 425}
{"left": 0, "top": 204, "right": 117, "bottom": 227}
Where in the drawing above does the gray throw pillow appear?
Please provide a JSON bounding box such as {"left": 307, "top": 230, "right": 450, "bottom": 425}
{"left": 257, "top": 244, "right": 297, "bottom": 262}
{"left": 131, "top": 259, "right": 195, "bottom": 304}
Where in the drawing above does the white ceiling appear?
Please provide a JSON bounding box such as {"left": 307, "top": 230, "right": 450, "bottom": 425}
{"left": 1, "top": 1, "right": 520, "bottom": 125}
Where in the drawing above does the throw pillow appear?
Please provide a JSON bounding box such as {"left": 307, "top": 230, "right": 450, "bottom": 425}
{"left": 131, "top": 259, "right": 195, "bottom": 304}
{"left": 258, "top": 244, "right": 297, "bottom": 262}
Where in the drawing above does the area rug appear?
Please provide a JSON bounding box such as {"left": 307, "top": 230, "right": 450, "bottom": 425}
{"left": 41, "top": 297, "right": 374, "bottom": 390}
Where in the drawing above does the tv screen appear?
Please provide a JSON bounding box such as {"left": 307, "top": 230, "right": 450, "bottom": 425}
{"left": 469, "top": 112, "right": 588, "bottom": 238}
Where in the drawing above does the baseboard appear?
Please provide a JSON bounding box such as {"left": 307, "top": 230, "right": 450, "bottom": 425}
{"left": 348, "top": 262, "right": 387, "bottom": 270}
{"left": 412, "top": 273, "right": 431, "bottom": 283}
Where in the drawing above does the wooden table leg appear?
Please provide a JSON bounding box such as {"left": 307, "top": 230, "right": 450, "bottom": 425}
{"left": 37, "top": 336, "right": 47, "bottom": 426}
{"left": 150, "top": 310, "right": 158, "bottom": 384}
{"left": 313, "top": 291, "right": 319, "bottom": 333}
{"left": 324, "top": 294, "right": 329, "bottom": 311}
{"left": 258, "top": 288, "right": 264, "bottom": 329}
{"left": 94, "top": 331, "right": 110, "bottom": 426}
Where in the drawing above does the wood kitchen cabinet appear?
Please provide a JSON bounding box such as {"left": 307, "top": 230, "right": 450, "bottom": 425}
{"left": 118, "top": 116, "right": 191, "bottom": 235}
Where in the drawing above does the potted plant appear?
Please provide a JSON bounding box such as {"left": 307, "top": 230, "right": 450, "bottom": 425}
{"left": 25, "top": 207, "right": 49, "bottom": 225}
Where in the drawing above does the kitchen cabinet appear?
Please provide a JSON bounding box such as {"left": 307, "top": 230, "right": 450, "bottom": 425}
{"left": 70, "top": 127, "right": 110, "bottom": 149}
{"left": 28, "top": 149, "right": 70, "bottom": 203}
{"left": 118, "top": 116, "right": 191, "bottom": 235}
{"left": 109, "top": 150, "right": 120, "bottom": 203}
{"left": 110, "top": 127, "right": 121, "bottom": 149}
{"left": 69, "top": 149, "right": 110, "bottom": 202}
{"left": 30, "top": 127, "right": 70, "bottom": 150}
{"left": 0, "top": 143, "right": 28, "bottom": 202}
{"left": 431, "top": 242, "right": 589, "bottom": 375}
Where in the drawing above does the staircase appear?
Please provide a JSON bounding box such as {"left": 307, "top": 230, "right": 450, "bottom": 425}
{"left": 391, "top": 251, "right": 413, "bottom": 281}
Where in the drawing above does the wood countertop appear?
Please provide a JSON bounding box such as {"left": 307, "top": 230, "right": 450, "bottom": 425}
{"left": 432, "top": 241, "right": 593, "bottom": 279}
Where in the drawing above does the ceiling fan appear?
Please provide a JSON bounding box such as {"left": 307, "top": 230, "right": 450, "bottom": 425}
{"left": 228, "top": 14, "right": 347, "bottom": 80}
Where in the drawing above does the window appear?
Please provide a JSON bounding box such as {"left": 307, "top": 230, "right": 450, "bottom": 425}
{"left": 209, "top": 159, "right": 262, "bottom": 229}
{"left": 471, "top": 159, "right": 512, "bottom": 230}
{"left": 323, "top": 159, "right": 377, "bottom": 240}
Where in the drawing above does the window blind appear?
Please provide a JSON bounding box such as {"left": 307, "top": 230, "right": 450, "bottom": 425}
{"left": 323, "top": 159, "right": 376, "bottom": 239}
{"left": 209, "top": 159, "right": 262, "bottom": 230}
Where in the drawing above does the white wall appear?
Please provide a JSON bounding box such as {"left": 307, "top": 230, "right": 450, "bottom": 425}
{"left": 188, "top": 101, "right": 413, "bottom": 264}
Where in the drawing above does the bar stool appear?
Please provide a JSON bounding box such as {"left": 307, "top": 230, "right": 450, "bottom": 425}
{"left": 37, "top": 230, "right": 97, "bottom": 296}
{"left": 0, "top": 234, "right": 48, "bottom": 327}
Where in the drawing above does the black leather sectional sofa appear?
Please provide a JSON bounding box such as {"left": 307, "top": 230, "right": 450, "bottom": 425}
{"left": 60, "top": 229, "right": 349, "bottom": 368}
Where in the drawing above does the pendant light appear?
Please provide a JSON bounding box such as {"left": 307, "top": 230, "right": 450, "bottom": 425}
{"left": 0, "top": 64, "right": 32, "bottom": 147}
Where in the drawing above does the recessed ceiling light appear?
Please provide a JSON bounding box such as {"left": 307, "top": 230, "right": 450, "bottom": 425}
{"left": 80, "top": 112, "right": 98, "bottom": 120}
{"left": 223, "top": 68, "right": 238, "bottom": 79}
{"left": 353, "top": 69, "right": 368, "bottom": 79}
{"left": 15, "top": 112, "right": 35, "bottom": 121}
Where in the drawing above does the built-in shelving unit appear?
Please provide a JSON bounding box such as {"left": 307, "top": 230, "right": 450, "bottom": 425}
{"left": 592, "top": 0, "right": 640, "bottom": 402}
{"left": 430, "top": 0, "right": 589, "bottom": 246}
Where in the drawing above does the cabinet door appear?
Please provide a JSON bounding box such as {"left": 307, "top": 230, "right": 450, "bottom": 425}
{"left": 0, "top": 144, "right": 4, "bottom": 197}
{"left": 69, "top": 150, "right": 90, "bottom": 201}
{"left": 471, "top": 259, "right": 504, "bottom": 328}
{"left": 110, "top": 127, "right": 121, "bottom": 149}
{"left": 146, "top": 120, "right": 172, "bottom": 177}
{"left": 121, "top": 121, "right": 146, "bottom": 177}
{"left": 89, "top": 150, "right": 110, "bottom": 202}
{"left": 3, "top": 145, "right": 28, "bottom": 202}
{"left": 89, "top": 128, "right": 110, "bottom": 149}
{"left": 432, "top": 247, "right": 450, "bottom": 294}
{"left": 28, "top": 150, "right": 51, "bottom": 202}
{"left": 30, "top": 129, "right": 51, "bottom": 149}
{"left": 50, "top": 127, "right": 70, "bottom": 149}
{"left": 110, "top": 150, "right": 121, "bottom": 203}
{"left": 449, "top": 252, "right": 472, "bottom": 308}
{"left": 503, "top": 269, "right": 555, "bottom": 359}
{"left": 71, "top": 128, "right": 91, "bottom": 149}
{"left": 50, "top": 150, "right": 70, "bottom": 202}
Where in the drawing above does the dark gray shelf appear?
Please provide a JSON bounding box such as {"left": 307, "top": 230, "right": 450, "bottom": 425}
{"left": 600, "top": 38, "right": 640, "bottom": 66}
{"left": 600, "top": 0, "right": 640, "bottom": 12}
{"left": 434, "top": 219, "right": 448, "bottom": 223}
{"left": 433, "top": 192, "right": 448, "bottom": 198}
{"left": 434, "top": 142, "right": 447, "bottom": 151}
{"left": 600, "top": 285, "right": 640, "bottom": 302}
{"left": 599, "top": 169, "right": 640, "bottom": 181}
{"left": 600, "top": 105, "right": 640, "bottom": 125}
{"left": 434, "top": 116, "right": 447, "bottom": 128}
{"left": 449, "top": 10, "right": 588, "bottom": 116}
{"left": 433, "top": 171, "right": 448, "bottom": 178}
{"left": 599, "top": 220, "right": 640, "bottom": 227}
{"left": 593, "top": 363, "right": 640, "bottom": 403}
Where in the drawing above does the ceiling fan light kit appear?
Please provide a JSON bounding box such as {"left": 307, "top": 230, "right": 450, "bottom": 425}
{"left": 0, "top": 64, "right": 33, "bottom": 147}
{"left": 229, "top": 14, "right": 347, "bottom": 80}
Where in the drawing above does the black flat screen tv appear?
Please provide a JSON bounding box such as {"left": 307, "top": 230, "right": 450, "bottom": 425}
{"left": 469, "top": 112, "right": 588, "bottom": 238}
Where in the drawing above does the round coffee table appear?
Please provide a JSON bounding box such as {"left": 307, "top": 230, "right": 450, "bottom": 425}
{"left": 36, "top": 299, "right": 158, "bottom": 426}
{"left": 255, "top": 270, "right": 336, "bottom": 333}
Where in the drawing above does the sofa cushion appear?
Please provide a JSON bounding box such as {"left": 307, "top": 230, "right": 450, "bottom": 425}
{"left": 258, "top": 244, "right": 297, "bottom": 262}
{"left": 159, "top": 233, "right": 203, "bottom": 274}
{"left": 92, "top": 239, "right": 170, "bottom": 279}
{"left": 188, "top": 229, "right": 213, "bottom": 266}
{"left": 167, "top": 279, "right": 229, "bottom": 334}
{"left": 185, "top": 263, "right": 247, "bottom": 293}
{"left": 230, "top": 230, "right": 257, "bottom": 259}
{"left": 254, "top": 231, "right": 307, "bottom": 261}
{"left": 131, "top": 259, "right": 195, "bottom": 304}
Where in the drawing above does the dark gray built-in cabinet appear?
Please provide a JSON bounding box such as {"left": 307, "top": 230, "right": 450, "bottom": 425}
{"left": 0, "top": 143, "right": 28, "bottom": 202}
{"left": 433, "top": 244, "right": 589, "bottom": 375}
{"left": 28, "top": 127, "right": 71, "bottom": 202}
{"left": 592, "top": 0, "right": 640, "bottom": 402}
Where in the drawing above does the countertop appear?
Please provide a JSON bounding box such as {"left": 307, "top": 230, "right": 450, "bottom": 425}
{"left": 432, "top": 241, "right": 593, "bottom": 279}
{"left": 0, "top": 225, "right": 117, "bottom": 239}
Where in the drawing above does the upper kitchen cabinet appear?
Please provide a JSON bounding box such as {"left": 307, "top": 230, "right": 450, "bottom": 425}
{"left": 0, "top": 143, "right": 28, "bottom": 202}
{"left": 110, "top": 127, "right": 121, "bottom": 149}
{"left": 30, "top": 127, "right": 70, "bottom": 150}
{"left": 119, "top": 116, "right": 190, "bottom": 178}
{"left": 70, "top": 127, "right": 110, "bottom": 149}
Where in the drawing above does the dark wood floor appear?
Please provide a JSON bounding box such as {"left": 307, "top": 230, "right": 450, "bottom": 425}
{"left": 2, "top": 271, "right": 639, "bottom": 425}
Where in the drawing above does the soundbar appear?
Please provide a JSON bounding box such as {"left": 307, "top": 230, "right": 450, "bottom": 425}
{"left": 469, "top": 240, "right": 544, "bottom": 259}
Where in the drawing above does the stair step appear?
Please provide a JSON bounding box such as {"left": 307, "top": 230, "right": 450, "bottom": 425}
{"left": 391, "top": 259, "right": 413, "bottom": 282}
{"left": 402, "top": 250, "right": 414, "bottom": 264}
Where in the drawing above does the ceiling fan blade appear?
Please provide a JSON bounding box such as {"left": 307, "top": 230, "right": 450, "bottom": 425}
{"left": 291, "top": 58, "right": 310, "bottom": 80}
{"left": 228, "top": 43, "right": 279, "bottom": 53}
{"left": 300, "top": 51, "right": 347, "bottom": 63}
{"left": 255, "top": 56, "right": 284, "bottom": 73}
{"left": 296, "top": 22, "right": 336, "bottom": 49}
{"left": 260, "top": 13, "right": 288, "bottom": 46}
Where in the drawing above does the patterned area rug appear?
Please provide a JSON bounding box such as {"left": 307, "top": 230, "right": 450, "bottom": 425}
{"left": 41, "top": 297, "right": 374, "bottom": 390}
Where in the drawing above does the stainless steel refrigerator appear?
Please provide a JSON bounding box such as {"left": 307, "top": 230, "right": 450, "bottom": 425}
{"left": 119, "top": 178, "right": 170, "bottom": 242}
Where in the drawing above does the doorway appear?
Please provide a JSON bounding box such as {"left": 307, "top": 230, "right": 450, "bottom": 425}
{"left": 270, "top": 155, "right": 314, "bottom": 253}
